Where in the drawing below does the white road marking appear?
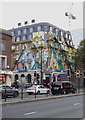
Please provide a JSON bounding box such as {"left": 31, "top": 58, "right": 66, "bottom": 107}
{"left": 24, "top": 112, "right": 37, "bottom": 116}
{"left": 74, "top": 103, "right": 80, "bottom": 106}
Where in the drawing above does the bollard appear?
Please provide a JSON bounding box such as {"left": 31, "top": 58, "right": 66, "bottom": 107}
{"left": 35, "top": 87, "right": 36, "bottom": 98}
{"left": 21, "top": 86, "right": 23, "bottom": 100}
{"left": 4, "top": 86, "right": 6, "bottom": 102}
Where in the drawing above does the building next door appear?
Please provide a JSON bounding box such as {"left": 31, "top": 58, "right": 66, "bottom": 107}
{"left": 27, "top": 74, "right": 31, "bottom": 83}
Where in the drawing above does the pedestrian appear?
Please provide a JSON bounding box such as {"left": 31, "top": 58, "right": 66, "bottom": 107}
{"left": 47, "top": 83, "right": 50, "bottom": 88}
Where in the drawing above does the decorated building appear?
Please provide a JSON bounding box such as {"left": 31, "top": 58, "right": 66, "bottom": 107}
{"left": 9, "top": 22, "right": 75, "bottom": 84}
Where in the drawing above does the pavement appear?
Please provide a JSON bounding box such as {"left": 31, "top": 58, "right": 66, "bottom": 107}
{"left": 0, "top": 92, "right": 84, "bottom": 105}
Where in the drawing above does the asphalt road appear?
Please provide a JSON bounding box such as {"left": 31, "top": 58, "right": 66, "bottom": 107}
{"left": 2, "top": 95, "right": 83, "bottom": 118}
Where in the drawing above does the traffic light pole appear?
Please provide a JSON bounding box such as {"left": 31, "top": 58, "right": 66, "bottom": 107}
{"left": 41, "top": 47, "right": 43, "bottom": 85}
{"left": 77, "top": 77, "right": 80, "bottom": 93}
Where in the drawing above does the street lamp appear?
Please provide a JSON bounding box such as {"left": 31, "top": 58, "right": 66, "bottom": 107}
{"left": 41, "top": 46, "right": 43, "bottom": 85}
{"left": 65, "top": 11, "right": 76, "bottom": 31}
{"left": 38, "top": 38, "right": 44, "bottom": 85}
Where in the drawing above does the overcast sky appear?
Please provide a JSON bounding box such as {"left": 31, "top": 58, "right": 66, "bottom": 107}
{"left": 0, "top": 1, "right": 83, "bottom": 47}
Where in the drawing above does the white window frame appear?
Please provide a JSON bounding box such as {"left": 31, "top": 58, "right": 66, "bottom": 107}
{"left": 11, "top": 31, "right": 15, "bottom": 36}
{"left": 30, "top": 27, "right": 33, "bottom": 33}
{"left": 44, "top": 26, "right": 48, "bottom": 32}
{"left": 38, "top": 26, "right": 41, "bottom": 32}
{"left": 0, "top": 40, "right": 5, "bottom": 51}
{"left": 16, "top": 37, "right": 21, "bottom": 42}
{"left": 65, "top": 33, "right": 68, "bottom": 39}
{"left": 50, "top": 26, "right": 52, "bottom": 33}
{"left": 23, "top": 28, "right": 28, "bottom": 34}
{"left": 16, "top": 54, "right": 19, "bottom": 60}
{"left": 29, "top": 34, "right": 32, "bottom": 40}
{"left": 0, "top": 55, "right": 7, "bottom": 69}
{"left": 22, "top": 44, "right": 25, "bottom": 50}
{"left": 61, "top": 31, "right": 63, "bottom": 37}
{"left": 18, "top": 30, "right": 21, "bottom": 35}
{"left": 23, "top": 35, "right": 27, "bottom": 41}
{"left": 16, "top": 45, "right": 18, "bottom": 51}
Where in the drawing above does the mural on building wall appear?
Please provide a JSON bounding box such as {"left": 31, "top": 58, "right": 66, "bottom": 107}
{"left": 13, "top": 30, "right": 75, "bottom": 73}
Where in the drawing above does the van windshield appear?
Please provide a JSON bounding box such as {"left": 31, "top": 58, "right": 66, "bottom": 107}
{"left": 57, "top": 74, "right": 68, "bottom": 81}
{"left": 52, "top": 82, "right": 61, "bottom": 87}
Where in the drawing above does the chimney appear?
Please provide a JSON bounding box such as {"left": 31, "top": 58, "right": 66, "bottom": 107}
{"left": 31, "top": 19, "right": 35, "bottom": 23}
{"left": 18, "top": 23, "right": 21, "bottom": 26}
{"left": 24, "top": 21, "right": 28, "bottom": 25}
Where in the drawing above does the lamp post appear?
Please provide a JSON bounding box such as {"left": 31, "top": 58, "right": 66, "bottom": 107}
{"left": 41, "top": 46, "right": 43, "bottom": 85}
{"left": 39, "top": 38, "right": 44, "bottom": 85}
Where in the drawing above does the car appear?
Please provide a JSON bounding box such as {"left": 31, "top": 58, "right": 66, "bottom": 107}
{"left": 0, "top": 84, "right": 19, "bottom": 98}
{"left": 51, "top": 81, "right": 77, "bottom": 95}
{"left": 25, "top": 85, "right": 50, "bottom": 95}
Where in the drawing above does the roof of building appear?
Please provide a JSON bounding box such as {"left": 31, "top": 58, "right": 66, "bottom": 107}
{"left": 0, "top": 28, "right": 12, "bottom": 36}
{"left": 9, "top": 22, "right": 70, "bottom": 34}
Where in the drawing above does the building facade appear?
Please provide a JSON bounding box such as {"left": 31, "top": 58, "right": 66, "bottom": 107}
{"left": 9, "top": 22, "right": 75, "bottom": 84}
{"left": 0, "top": 29, "right": 12, "bottom": 84}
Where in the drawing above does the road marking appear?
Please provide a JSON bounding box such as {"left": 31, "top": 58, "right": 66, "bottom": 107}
{"left": 74, "top": 103, "right": 80, "bottom": 106}
{"left": 24, "top": 112, "right": 37, "bottom": 116}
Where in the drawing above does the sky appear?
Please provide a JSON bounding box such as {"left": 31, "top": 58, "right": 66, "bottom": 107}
{"left": 0, "top": 1, "right": 83, "bottom": 47}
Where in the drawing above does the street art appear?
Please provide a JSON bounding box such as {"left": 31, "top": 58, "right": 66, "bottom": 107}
{"left": 13, "top": 31, "right": 75, "bottom": 73}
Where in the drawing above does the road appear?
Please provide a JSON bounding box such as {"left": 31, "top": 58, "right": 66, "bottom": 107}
{"left": 2, "top": 95, "right": 83, "bottom": 118}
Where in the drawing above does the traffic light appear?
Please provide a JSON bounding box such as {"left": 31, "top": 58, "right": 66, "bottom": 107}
{"left": 34, "top": 71, "right": 36, "bottom": 77}
{"left": 76, "top": 70, "right": 80, "bottom": 78}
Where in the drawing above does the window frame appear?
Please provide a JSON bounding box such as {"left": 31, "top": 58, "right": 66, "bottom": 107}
{"left": 37, "top": 26, "right": 42, "bottom": 32}
{"left": 44, "top": 25, "right": 48, "bottom": 32}
{"left": 17, "top": 30, "right": 21, "bottom": 35}
{"left": 0, "top": 55, "right": 7, "bottom": 69}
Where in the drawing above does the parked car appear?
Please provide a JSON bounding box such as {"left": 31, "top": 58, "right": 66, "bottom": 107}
{"left": 0, "top": 84, "right": 19, "bottom": 98}
{"left": 51, "top": 81, "right": 77, "bottom": 95}
{"left": 25, "top": 85, "right": 50, "bottom": 95}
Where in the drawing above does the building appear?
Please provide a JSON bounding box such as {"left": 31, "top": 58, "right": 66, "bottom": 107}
{"left": 0, "top": 29, "right": 12, "bottom": 84}
{"left": 9, "top": 22, "right": 75, "bottom": 84}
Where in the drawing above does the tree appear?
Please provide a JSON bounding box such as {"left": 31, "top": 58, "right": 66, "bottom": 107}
{"left": 75, "top": 39, "right": 85, "bottom": 71}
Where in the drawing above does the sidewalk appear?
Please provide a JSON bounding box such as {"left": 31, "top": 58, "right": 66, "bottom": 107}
{"left": 1, "top": 92, "right": 84, "bottom": 105}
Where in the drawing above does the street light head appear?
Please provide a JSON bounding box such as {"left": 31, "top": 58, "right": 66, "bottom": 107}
{"left": 65, "top": 12, "right": 68, "bottom": 16}
{"left": 71, "top": 15, "right": 76, "bottom": 20}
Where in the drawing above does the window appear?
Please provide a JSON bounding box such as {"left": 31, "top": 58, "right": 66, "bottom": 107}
{"left": 11, "top": 31, "right": 15, "bottom": 36}
{"left": 21, "top": 44, "right": 25, "bottom": 50}
{"left": 70, "top": 41, "right": 73, "bottom": 46}
{"left": 37, "top": 26, "right": 42, "bottom": 32}
{"left": 61, "top": 31, "right": 63, "bottom": 37}
{"left": 29, "top": 34, "right": 32, "bottom": 40}
{"left": 0, "top": 56, "right": 7, "bottom": 69}
{"left": 30, "top": 27, "right": 34, "bottom": 33}
{"left": 44, "top": 26, "right": 48, "bottom": 32}
{"left": 44, "top": 34, "right": 48, "bottom": 40}
{"left": 56, "top": 29, "right": 58, "bottom": 34}
{"left": 16, "top": 37, "right": 21, "bottom": 42}
{"left": 69, "top": 35, "right": 71, "bottom": 40}
{"left": 22, "top": 35, "right": 27, "bottom": 41}
{"left": 36, "top": 52, "right": 39, "bottom": 58}
{"left": 0, "top": 40, "right": 5, "bottom": 51}
{"left": 15, "top": 45, "right": 18, "bottom": 51}
{"left": 27, "top": 44, "right": 30, "bottom": 48}
{"left": 23, "top": 28, "right": 28, "bottom": 34}
{"left": 18, "top": 30, "right": 21, "bottom": 35}
{"left": 50, "top": 27, "right": 52, "bottom": 33}
{"left": 16, "top": 54, "right": 19, "bottom": 60}
{"left": 65, "top": 33, "right": 68, "bottom": 39}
